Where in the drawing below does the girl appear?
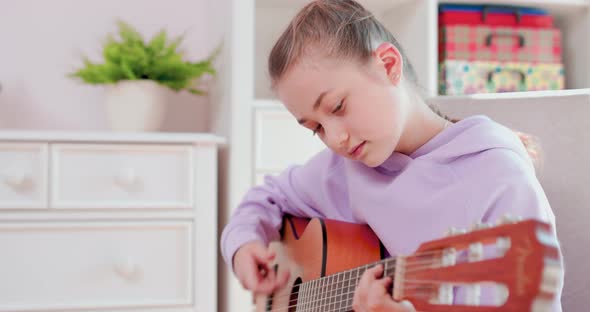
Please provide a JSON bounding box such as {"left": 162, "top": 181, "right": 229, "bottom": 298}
{"left": 221, "top": 1, "right": 563, "bottom": 311}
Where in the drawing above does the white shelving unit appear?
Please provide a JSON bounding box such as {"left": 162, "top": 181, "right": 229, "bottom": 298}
{"left": 255, "top": 0, "right": 590, "bottom": 100}
{"left": 219, "top": 0, "right": 590, "bottom": 311}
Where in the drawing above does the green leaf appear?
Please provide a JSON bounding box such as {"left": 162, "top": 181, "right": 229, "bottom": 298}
{"left": 69, "top": 20, "right": 218, "bottom": 94}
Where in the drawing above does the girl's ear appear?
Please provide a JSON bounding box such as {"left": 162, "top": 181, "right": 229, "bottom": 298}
{"left": 373, "top": 42, "right": 404, "bottom": 85}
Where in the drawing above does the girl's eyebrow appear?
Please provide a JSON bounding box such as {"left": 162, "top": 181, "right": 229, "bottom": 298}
{"left": 297, "top": 89, "right": 332, "bottom": 125}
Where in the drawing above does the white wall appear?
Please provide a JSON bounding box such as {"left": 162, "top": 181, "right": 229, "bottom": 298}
{"left": 0, "top": 0, "right": 228, "bottom": 132}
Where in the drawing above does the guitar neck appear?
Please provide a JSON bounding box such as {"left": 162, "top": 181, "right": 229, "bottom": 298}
{"left": 296, "top": 257, "right": 398, "bottom": 310}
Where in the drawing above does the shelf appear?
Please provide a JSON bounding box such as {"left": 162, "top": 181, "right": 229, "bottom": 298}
{"left": 255, "top": 0, "right": 590, "bottom": 21}
{"left": 256, "top": 0, "right": 415, "bottom": 12}
{"left": 432, "top": 88, "right": 590, "bottom": 100}
{"left": 438, "top": 0, "right": 590, "bottom": 15}
{"left": 254, "top": 89, "right": 590, "bottom": 108}
{"left": 0, "top": 131, "right": 227, "bottom": 145}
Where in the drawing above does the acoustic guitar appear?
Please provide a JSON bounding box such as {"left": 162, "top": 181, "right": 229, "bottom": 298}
{"left": 255, "top": 215, "right": 561, "bottom": 312}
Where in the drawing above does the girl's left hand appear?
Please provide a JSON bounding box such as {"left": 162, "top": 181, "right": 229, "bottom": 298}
{"left": 352, "top": 264, "right": 416, "bottom": 312}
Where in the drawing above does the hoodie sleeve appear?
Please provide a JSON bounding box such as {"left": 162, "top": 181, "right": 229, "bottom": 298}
{"left": 220, "top": 149, "right": 340, "bottom": 271}
{"left": 465, "top": 148, "right": 563, "bottom": 312}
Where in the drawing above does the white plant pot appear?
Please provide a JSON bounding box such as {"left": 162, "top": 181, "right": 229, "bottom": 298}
{"left": 104, "top": 80, "right": 168, "bottom": 132}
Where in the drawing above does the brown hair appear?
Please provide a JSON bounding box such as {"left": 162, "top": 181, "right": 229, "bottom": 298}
{"left": 269, "top": 0, "right": 419, "bottom": 88}
{"left": 268, "top": 0, "right": 541, "bottom": 167}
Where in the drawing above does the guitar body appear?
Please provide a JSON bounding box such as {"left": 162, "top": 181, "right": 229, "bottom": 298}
{"left": 255, "top": 216, "right": 383, "bottom": 311}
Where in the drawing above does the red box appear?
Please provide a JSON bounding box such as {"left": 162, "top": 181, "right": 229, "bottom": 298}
{"left": 439, "top": 4, "right": 553, "bottom": 28}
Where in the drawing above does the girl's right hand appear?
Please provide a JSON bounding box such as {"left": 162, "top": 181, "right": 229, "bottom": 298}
{"left": 233, "top": 241, "right": 290, "bottom": 295}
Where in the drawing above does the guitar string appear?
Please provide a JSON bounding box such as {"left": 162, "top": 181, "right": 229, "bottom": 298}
{"left": 272, "top": 251, "right": 442, "bottom": 308}
{"left": 267, "top": 278, "right": 469, "bottom": 312}
{"left": 266, "top": 282, "right": 439, "bottom": 312}
{"left": 266, "top": 279, "right": 442, "bottom": 311}
{"left": 264, "top": 249, "right": 444, "bottom": 303}
{"left": 264, "top": 254, "right": 453, "bottom": 308}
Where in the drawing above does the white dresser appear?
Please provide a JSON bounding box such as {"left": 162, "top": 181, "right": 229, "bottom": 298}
{"left": 0, "top": 131, "right": 224, "bottom": 312}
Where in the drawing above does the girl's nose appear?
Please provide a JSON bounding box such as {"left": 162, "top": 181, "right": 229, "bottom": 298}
{"left": 338, "top": 131, "right": 349, "bottom": 146}
{"left": 326, "top": 128, "right": 349, "bottom": 151}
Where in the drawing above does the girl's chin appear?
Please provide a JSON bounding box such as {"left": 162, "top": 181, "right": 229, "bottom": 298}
{"left": 358, "top": 154, "right": 384, "bottom": 168}
{"left": 362, "top": 158, "right": 384, "bottom": 168}
{"left": 363, "top": 148, "right": 395, "bottom": 167}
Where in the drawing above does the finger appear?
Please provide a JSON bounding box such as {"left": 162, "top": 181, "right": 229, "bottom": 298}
{"left": 373, "top": 298, "right": 416, "bottom": 312}
{"left": 379, "top": 276, "right": 393, "bottom": 290}
{"left": 366, "top": 277, "right": 392, "bottom": 302}
{"left": 254, "top": 252, "right": 276, "bottom": 279}
{"left": 243, "top": 254, "right": 270, "bottom": 290}
{"left": 368, "top": 276, "right": 392, "bottom": 291}
{"left": 242, "top": 266, "right": 260, "bottom": 290}
{"left": 361, "top": 276, "right": 397, "bottom": 311}
{"left": 400, "top": 300, "right": 416, "bottom": 312}
{"left": 252, "top": 245, "right": 275, "bottom": 263}
{"left": 353, "top": 278, "right": 367, "bottom": 311}
{"left": 356, "top": 269, "right": 372, "bottom": 294}
{"left": 276, "top": 269, "right": 290, "bottom": 288}
{"left": 369, "top": 264, "right": 384, "bottom": 278}
{"left": 359, "top": 265, "right": 382, "bottom": 285}
{"left": 357, "top": 264, "right": 383, "bottom": 291}
{"left": 254, "top": 271, "right": 291, "bottom": 296}
{"left": 257, "top": 265, "right": 291, "bottom": 291}
{"left": 253, "top": 267, "right": 279, "bottom": 294}
{"left": 354, "top": 266, "right": 382, "bottom": 310}
{"left": 255, "top": 279, "right": 279, "bottom": 294}
{"left": 383, "top": 275, "right": 393, "bottom": 291}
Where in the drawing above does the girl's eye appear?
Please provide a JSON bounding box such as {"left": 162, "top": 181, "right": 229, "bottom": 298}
{"left": 312, "top": 124, "right": 322, "bottom": 136}
{"left": 332, "top": 100, "right": 344, "bottom": 113}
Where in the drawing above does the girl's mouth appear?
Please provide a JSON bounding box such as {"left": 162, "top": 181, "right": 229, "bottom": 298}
{"left": 349, "top": 141, "right": 366, "bottom": 158}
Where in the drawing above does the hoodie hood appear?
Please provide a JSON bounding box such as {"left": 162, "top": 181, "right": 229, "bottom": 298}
{"left": 377, "top": 115, "right": 532, "bottom": 174}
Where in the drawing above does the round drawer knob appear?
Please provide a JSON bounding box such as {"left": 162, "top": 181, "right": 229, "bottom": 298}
{"left": 3, "top": 171, "right": 32, "bottom": 190}
{"left": 114, "top": 168, "right": 140, "bottom": 191}
{"left": 114, "top": 257, "right": 141, "bottom": 281}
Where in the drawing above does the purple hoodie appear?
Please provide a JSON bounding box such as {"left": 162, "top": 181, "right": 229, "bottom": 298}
{"left": 221, "top": 115, "right": 563, "bottom": 310}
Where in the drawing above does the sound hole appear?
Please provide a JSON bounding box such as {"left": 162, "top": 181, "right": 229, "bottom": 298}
{"left": 288, "top": 277, "right": 302, "bottom": 312}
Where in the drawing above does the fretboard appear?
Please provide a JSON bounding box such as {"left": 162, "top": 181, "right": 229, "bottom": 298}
{"left": 293, "top": 257, "right": 397, "bottom": 312}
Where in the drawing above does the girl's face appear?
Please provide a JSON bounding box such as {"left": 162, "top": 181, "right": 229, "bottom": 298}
{"left": 275, "top": 43, "right": 413, "bottom": 167}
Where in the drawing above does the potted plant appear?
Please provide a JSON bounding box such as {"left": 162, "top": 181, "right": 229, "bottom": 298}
{"left": 70, "top": 21, "right": 217, "bottom": 131}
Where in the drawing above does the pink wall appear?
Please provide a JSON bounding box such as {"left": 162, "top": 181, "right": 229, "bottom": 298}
{"left": 0, "top": 0, "right": 227, "bottom": 132}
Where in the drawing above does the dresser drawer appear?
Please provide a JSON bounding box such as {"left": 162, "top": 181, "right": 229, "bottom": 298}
{"left": 0, "top": 221, "right": 192, "bottom": 311}
{"left": 50, "top": 144, "right": 193, "bottom": 209}
{"left": 0, "top": 143, "right": 48, "bottom": 209}
{"left": 255, "top": 107, "right": 325, "bottom": 171}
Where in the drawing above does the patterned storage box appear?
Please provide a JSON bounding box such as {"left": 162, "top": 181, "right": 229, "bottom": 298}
{"left": 439, "top": 25, "right": 562, "bottom": 64}
{"left": 439, "top": 60, "right": 564, "bottom": 95}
